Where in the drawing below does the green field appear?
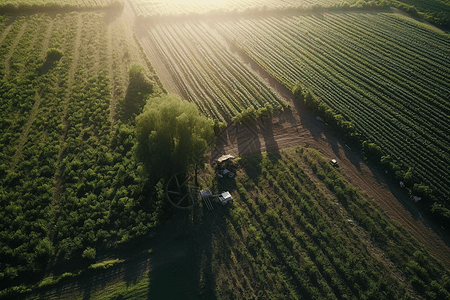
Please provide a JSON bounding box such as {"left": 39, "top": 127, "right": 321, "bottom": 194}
{"left": 0, "top": 11, "right": 166, "bottom": 296}
{"left": 26, "top": 147, "right": 450, "bottom": 299}
{"left": 129, "top": 0, "right": 353, "bottom": 17}
{"left": 0, "top": 0, "right": 121, "bottom": 10}
{"left": 214, "top": 12, "right": 450, "bottom": 208}
{"left": 140, "top": 20, "right": 286, "bottom": 122}
{"left": 138, "top": 10, "right": 450, "bottom": 223}
{"left": 1, "top": 0, "right": 450, "bottom": 298}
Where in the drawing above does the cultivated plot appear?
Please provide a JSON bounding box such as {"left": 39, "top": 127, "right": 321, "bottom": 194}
{"left": 130, "top": 0, "right": 354, "bottom": 17}
{"left": 215, "top": 12, "right": 450, "bottom": 203}
{"left": 139, "top": 20, "right": 286, "bottom": 122}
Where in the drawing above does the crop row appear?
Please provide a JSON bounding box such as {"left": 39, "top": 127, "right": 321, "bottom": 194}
{"left": 201, "top": 147, "right": 450, "bottom": 299}
{"left": 0, "top": 0, "right": 112, "bottom": 8}
{"left": 141, "top": 20, "right": 286, "bottom": 122}
{"left": 0, "top": 12, "right": 163, "bottom": 292}
{"left": 214, "top": 12, "right": 450, "bottom": 202}
{"left": 130, "top": 0, "right": 348, "bottom": 17}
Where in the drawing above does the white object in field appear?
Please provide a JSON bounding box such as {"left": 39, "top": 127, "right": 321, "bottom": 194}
{"left": 200, "top": 190, "right": 214, "bottom": 211}
{"left": 399, "top": 181, "right": 405, "bottom": 188}
{"left": 316, "top": 116, "right": 324, "bottom": 122}
{"left": 330, "top": 159, "right": 339, "bottom": 167}
{"left": 218, "top": 191, "right": 232, "bottom": 205}
{"left": 217, "top": 154, "right": 234, "bottom": 163}
{"left": 413, "top": 196, "right": 422, "bottom": 203}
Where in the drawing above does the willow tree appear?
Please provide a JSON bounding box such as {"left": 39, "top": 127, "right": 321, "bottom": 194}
{"left": 135, "top": 94, "right": 215, "bottom": 183}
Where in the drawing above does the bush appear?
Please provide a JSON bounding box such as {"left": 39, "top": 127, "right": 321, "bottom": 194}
{"left": 82, "top": 247, "right": 96, "bottom": 260}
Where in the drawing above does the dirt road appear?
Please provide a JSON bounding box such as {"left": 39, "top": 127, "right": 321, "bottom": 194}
{"left": 208, "top": 65, "right": 450, "bottom": 268}
{"left": 130, "top": 1, "right": 450, "bottom": 267}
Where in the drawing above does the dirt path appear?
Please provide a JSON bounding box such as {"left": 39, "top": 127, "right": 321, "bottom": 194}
{"left": 0, "top": 17, "right": 15, "bottom": 46}
{"left": 9, "top": 92, "right": 41, "bottom": 171}
{"left": 130, "top": 8, "right": 450, "bottom": 268}
{"left": 40, "top": 18, "right": 54, "bottom": 59}
{"left": 4, "top": 20, "right": 27, "bottom": 77}
{"left": 49, "top": 14, "right": 83, "bottom": 241}
{"left": 211, "top": 79, "right": 450, "bottom": 269}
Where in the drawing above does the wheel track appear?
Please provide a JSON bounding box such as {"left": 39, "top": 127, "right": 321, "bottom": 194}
{"left": 4, "top": 20, "right": 27, "bottom": 77}
{"left": 9, "top": 92, "right": 41, "bottom": 171}
{"left": 49, "top": 14, "right": 83, "bottom": 241}
{"left": 106, "top": 22, "right": 116, "bottom": 130}
{"left": 40, "top": 17, "right": 54, "bottom": 59}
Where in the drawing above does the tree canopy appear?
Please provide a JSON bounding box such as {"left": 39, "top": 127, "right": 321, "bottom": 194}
{"left": 135, "top": 94, "right": 216, "bottom": 182}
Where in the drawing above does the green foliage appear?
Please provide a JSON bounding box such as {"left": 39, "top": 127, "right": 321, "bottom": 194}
{"left": 206, "top": 147, "right": 450, "bottom": 299}
{"left": 218, "top": 12, "right": 450, "bottom": 224}
{"left": 291, "top": 83, "right": 305, "bottom": 100}
{"left": 0, "top": 0, "right": 124, "bottom": 13}
{"left": 135, "top": 94, "right": 216, "bottom": 182}
{"left": 88, "top": 259, "right": 123, "bottom": 270}
{"left": 0, "top": 12, "right": 165, "bottom": 295}
{"left": 362, "top": 141, "right": 383, "bottom": 161}
{"left": 82, "top": 247, "right": 96, "bottom": 260}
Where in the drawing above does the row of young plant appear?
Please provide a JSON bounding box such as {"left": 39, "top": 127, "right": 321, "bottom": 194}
{"left": 131, "top": 0, "right": 350, "bottom": 18}
{"left": 214, "top": 12, "right": 450, "bottom": 223}
{"left": 0, "top": 12, "right": 165, "bottom": 297}
{"left": 0, "top": 14, "right": 63, "bottom": 292}
{"left": 142, "top": 20, "right": 287, "bottom": 122}
{"left": 132, "top": 0, "right": 449, "bottom": 27}
{"left": 46, "top": 12, "right": 165, "bottom": 268}
{"left": 0, "top": 0, "right": 123, "bottom": 13}
{"left": 202, "top": 148, "right": 450, "bottom": 299}
{"left": 131, "top": 0, "right": 396, "bottom": 22}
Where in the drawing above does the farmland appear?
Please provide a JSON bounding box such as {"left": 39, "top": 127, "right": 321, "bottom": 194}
{"left": 26, "top": 147, "right": 450, "bottom": 299}
{"left": 136, "top": 10, "right": 450, "bottom": 223}
{"left": 0, "top": 0, "right": 121, "bottom": 10}
{"left": 129, "top": 0, "right": 353, "bottom": 17}
{"left": 212, "top": 12, "right": 450, "bottom": 218}
{"left": 1, "top": 0, "right": 450, "bottom": 298}
{"left": 0, "top": 10, "right": 165, "bottom": 296}
{"left": 139, "top": 21, "right": 286, "bottom": 122}
{"left": 198, "top": 147, "right": 450, "bottom": 299}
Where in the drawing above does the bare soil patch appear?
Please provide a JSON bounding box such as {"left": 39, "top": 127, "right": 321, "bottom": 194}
{"left": 131, "top": 7, "right": 450, "bottom": 268}
{"left": 211, "top": 78, "right": 450, "bottom": 270}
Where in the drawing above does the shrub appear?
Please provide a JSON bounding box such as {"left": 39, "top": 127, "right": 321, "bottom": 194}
{"left": 82, "top": 247, "right": 96, "bottom": 260}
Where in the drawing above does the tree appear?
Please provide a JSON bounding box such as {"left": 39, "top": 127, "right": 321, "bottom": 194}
{"left": 135, "top": 94, "right": 216, "bottom": 182}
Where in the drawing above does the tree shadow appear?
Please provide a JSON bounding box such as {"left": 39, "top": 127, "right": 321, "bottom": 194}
{"left": 343, "top": 142, "right": 363, "bottom": 174}
{"left": 236, "top": 120, "right": 261, "bottom": 156}
{"left": 258, "top": 114, "right": 279, "bottom": 153}
{"left": 146, "top": 212, "right": 197, "bottom": 299}
{"left": 119, "top": 70, "right": 154, "bottom": 122}
{"left": 321, "top": 129, "right": 342, "bottom": 159}
{"left": 238, "top": 154, "right": 262, "bottom": 183}
{"left": 38, "top": 55, "right": 61, "bottom": 75}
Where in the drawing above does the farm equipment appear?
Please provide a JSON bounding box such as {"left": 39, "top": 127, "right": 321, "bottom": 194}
{"left": 217, "top": 168, "right": 234, "bottom": 178}
{"left": 200, "top": 190, "right": 233, "bottom": 210}
{"left": 215, "top": 154, "right": 236, "bottom": 179}
{"left": 329, "top": 159, "right": 339, "bottom": 168}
